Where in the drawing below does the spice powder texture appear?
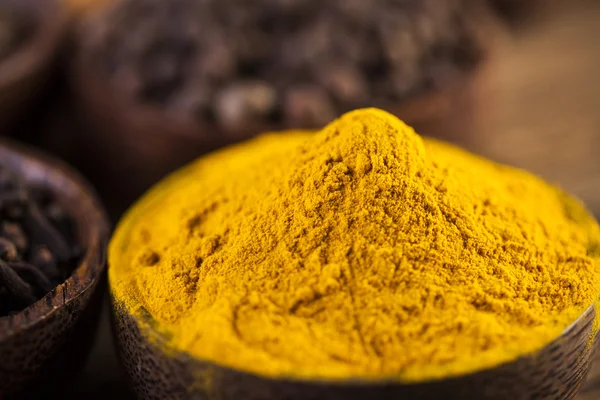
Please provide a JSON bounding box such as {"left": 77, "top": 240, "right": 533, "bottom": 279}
{"left": 109, "top": 108, "right": 600, "bottom": 381}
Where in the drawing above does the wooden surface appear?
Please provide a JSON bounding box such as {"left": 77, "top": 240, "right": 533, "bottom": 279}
{"left": 12, "top": 0, "right": 600, "bottom": 398}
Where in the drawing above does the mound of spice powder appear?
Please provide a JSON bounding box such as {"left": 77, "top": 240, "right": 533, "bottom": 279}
{"left": 0, "top": 164, "right": 81, "bottom": 317}
{"left": 109, "top": 109, "right": 600, "bottom": 381}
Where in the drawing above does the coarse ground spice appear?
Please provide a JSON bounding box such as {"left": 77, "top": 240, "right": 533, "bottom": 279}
{"left": 110, "top": 109, "right": 600, "bottom": 381}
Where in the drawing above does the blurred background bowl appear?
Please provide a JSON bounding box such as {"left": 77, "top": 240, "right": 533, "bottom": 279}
{"left": 70, "top": 57, "right": 478, "bottom": 221}
{"left": 0, "top": 0, "right": 67, "bottom": 131}
{"left": 69, "top": 47, "right": 257, "bottom": 220}
{"left": 0, "top": 140, "right": 109, "bottom": 399}
{"left": 67, "top": 0, "right": 502, "bottom": 220}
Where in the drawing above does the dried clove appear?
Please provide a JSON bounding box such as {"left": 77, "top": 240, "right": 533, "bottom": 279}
{"left": 0, "top": 164, "right": 82, "bottom": 317}
{"left": 0, "top": 260, "right": 37, "bottom": 305}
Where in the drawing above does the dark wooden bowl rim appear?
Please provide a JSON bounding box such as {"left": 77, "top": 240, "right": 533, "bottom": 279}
{"left": 0, "top": 139, "right": 110, "bottom": 339}
{"left": 120, "top": 294, "right": 597, "bottom": 386}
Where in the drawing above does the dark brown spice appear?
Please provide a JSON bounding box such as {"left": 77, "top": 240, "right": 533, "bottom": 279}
{"left": 0, "top": 164, "right": 82, "bottom": 317}
{"left": 83, "top": 0, "right": 488, "bottom": 131}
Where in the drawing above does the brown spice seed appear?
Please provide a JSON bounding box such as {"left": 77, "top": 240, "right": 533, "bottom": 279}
{"left": 0, "top": 259, "right": 37, "bottom": 304}
{"left": 0, "top": 166, "right": 82, "bottom": 316}
{"left": 215, "top": 81, "right": 277, "bottom": 130}
{"left": 284, "top": 85, "right": 335, "bottom": 128}
{"left": 0, "top": 237, "right": 17, "bottom": 261}
{"left": 25, "top": 204, "right": 71, "bottom": 262}
{"left": 91, "top": 0, "right": 486, "bottom": 130}
{"left": 1, "top": 221, "right": 28, "bottom": 251}
{"left": 316, "top": 64, "right": 368, "bottom": 104}
{"left": 10, "top": 261, "right": 54, "bottom": 294}
{"left": 31, "top": 245, "right": 60, "bottom": 281}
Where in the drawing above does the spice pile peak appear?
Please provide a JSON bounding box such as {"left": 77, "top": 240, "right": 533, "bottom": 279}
{"left": 110, "top": 108, "right": 600, "bottom": 381}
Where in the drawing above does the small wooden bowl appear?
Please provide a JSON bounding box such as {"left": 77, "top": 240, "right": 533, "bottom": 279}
{"left": 0, "top": 0, "right": 67, "bottom": 130}
{"left": 0, "top": 139, "right": 110, "bottom": 399}
{"left": 111, "top": 296, "right": 598, "bottom": 399}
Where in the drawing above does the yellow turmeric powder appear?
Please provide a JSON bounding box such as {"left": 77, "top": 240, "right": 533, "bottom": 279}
{"left": 109, "top": 108, "right": 600, "bottom": 382}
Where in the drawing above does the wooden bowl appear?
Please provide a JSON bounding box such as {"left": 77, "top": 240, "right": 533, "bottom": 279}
{"left": 69, "top": 54, "right": 483, "bottom": 221}
{"left": 111, "top": 296, "right": 598, "bottom": 399}
{"left": 0, "top": 0, "right": 67, "bottom": 130}
{"left": 0, "top": 139, "right": 110, "bottom": 399}
{"left": 69, "top": 46, "right": 261, "bottom": 220}
{"left": 65, "top": 1, "right": 503, "bottom": 221}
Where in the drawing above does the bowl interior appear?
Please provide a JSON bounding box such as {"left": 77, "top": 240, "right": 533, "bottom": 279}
{"left": 0, "top": 139, "right": 109, "bottom": 337}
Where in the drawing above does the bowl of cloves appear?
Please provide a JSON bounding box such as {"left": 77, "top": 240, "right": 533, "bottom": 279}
{"left": 0, "top": 0, "right": 67, "bottom": 130}
{"left": 0, "top": 139, "right": 109, "bottom": 399}
{"left": 69, "top": 0, "right": 501, "bottom": 218}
